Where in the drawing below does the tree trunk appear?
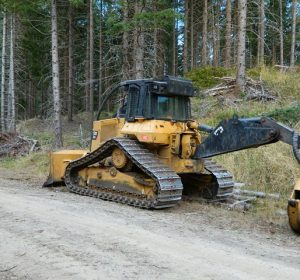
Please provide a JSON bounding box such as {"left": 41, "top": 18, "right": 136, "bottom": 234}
{"left": 224, "top": 0, "right": 232, "bottom": 67}
{"left": 63, "top": 39, "right": 68, "bottom": 113}
{"left": 232, "top": 0, "right": 238, "bottom": 65}
{"left": 1, "top": 11, "right": 7, "bottom": 132}
{"left": 153, "top": 28, "right": 164, "bottom": 77}
{"left": 134, "top": 0, "right": 144, "bottom": 79}
{"left": 272, "top": 40, "right": 276, "bottom": 66}
{"left": 27, "top": 79, "right": 31, "bottom": 119}
{"left": 236, "top": 0, "right": 247, "bottom": 92}
{"left": 67, "top": 3, "right": 74, "bottom": 122}
{"left": 172, "top": 0, "right": 178, "bottom": 76}
{"left": 51, "top": 0, "right": 63, "bottom": 148}
{"left": 290, "top": 0, "right": 297, "bottom": 67}
{"left": 89, "top": 0, "right": 94, "bottom": 126}
{"left": 8, "top": 13, "right": 15, "bottom": 132}
{"left": 213, "top": 2, "right": 220, "bottom": 67}
{"left": 122, "top": 0, "right": 130, "bottom": 80}
{"left": 216, "top": 2, "right": 220, "bottom": 66}
{"left": 202, "top": 0, "right": 208, "bottom": 66}
{"left": 279, "top": 0, "right": 284, "bottom": 66}
{"left": 153, "top": 0, "right": 165, "bottom": 78}
{"left": 98, "top": 0, "right": 103, "bottom": 105}
{"left": 85, "top": 1, "right": 90, "bottom": 111}
{"left": 257, "top": 0, "right": 265, "bottom": 66}
{"left": 183, "top": 0, "right": 189, "bottom": 73}
{"left": 190, "top": 0, "right": 194, "bottom": 69}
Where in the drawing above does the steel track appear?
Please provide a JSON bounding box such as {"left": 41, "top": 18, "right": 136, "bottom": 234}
{"left": 64, "top": 138, "right": 234, "bottom": 208}
{"left": 64, "top": 138, "right": 183, "bottom": 209}
{"left": 203, "top": 159, "right": 235, "bottom": 200}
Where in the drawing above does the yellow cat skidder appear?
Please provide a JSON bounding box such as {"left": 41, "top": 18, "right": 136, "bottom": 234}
{"left": 43, "top": 76, "right": 300, "bottom": 233}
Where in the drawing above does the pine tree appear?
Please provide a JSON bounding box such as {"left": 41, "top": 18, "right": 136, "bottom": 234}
{"left": 202, "top": 0, "right": 208, "bottom": 66}
{"left": 134, "top": 0, "right": 144, "bottom": 79}
{"left": 279, "top": 0, "right": 284, "bottom": 66}
{"left": 236, "top": 0, "right": 247, "bottom": 91}
{"left": 51, "top": 0, "right": 63, "bottom": 148}
{"left": 224, "top": 0, "right": 232, "bottom": 67}
{"left": 257, "top": 0, "right": 265, "bottom": 66}
{"left": 89, "top": 0, "right": 94, "bottom": 125}
{"left": 1, "top": 11, "right": 7, "bottom": 132}
{"left": 8, "top": 13, "right": 15, "bottom": 131}
{"left": 290, "top": 0, "right": 297, "bottom": 67}
{"left": 67, "top": 2, "right": 74, "bottom": 122}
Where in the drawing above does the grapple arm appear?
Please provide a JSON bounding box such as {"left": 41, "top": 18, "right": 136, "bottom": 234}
{"left": 195, "top": 115, "right": 300, "bottom": 234}
{"left": 193, "top": 115, "right": 300, "bottom": 163}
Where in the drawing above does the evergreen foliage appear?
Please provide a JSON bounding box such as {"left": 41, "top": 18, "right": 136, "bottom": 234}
{"left": 0, "top": 0, "right": 298, "bottom": 132}
{"left": 186, "top": 67, "right": 234, "bottom": 89}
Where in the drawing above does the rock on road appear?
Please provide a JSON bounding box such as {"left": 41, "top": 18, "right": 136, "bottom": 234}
{"left": 0, "top": 178, "right": 300, "bottom": 280}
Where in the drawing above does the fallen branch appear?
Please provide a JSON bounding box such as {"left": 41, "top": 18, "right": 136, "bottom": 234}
{"left": 203, "top": 76, "right": 276, "bottom": 102}
{"left": 246, "top": 93, "right": 276, "bottom": 101}
{"left": 0, "top": 133, "right": 39, "bottom": 158}
{"left": 274, "top": 65, "right": 298, "bottom": 72}
{"left": 204, "top": 85, "right": 236, "bottom": 96}
{"left": 234, "top": 189, "right": 280, "bottom": 200}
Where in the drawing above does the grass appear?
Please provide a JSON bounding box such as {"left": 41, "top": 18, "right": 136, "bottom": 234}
{"left": 210, "top": 135, "right": 299, "bottom": 232}
{"left": 216, "top": 142, "right": 300, "bottom": 196}
{"left": 259, "top": 67, "right": 300, "bottom": 98}
{"left": 1, "top": 152, "right": 50, "bottom": 180}
{"left": 212, "top": 142, "right": 298, "bottom": 229}
{"left": 267, "top": 103, "right": 300, "bottom": 125}
{"left": 17, "top": 113, "right": 92, "bottom": 149}
{"left": 0, "top": 113, "right": 92, "bottom": 181}
{"left": 193, "top": 98, "right": 284, "bottom": 126}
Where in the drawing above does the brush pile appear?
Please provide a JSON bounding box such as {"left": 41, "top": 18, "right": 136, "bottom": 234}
{"left": 203, "top": 77, "right": 276, "bottom": 101}
{"left": 0, "top": 133, "right": 38, "bottom": 158}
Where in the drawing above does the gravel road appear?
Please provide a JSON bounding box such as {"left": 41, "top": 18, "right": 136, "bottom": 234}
{"left": 0, "top": 178, "right": 300, "bottom": 280}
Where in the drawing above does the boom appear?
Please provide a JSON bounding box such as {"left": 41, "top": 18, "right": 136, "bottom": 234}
{"left": 194, "top": 115, "right": 300, "bottom": 163}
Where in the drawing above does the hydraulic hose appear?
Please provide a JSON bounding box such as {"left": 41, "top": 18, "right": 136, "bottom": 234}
{"left": 198, "top": 124, "right": 214, "bottom": 134}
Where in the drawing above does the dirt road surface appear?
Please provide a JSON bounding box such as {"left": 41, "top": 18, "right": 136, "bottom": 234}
{"left": 0, "top": 177, "right": 300, "bottom": 280}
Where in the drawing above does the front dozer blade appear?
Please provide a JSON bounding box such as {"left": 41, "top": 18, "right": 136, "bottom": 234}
{"left": 43, "top": 150, "right": 87, "bottom": 187}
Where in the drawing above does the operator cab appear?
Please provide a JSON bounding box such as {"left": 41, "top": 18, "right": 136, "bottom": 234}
{"left": 97, "top": 76, "right": 196, "bottom": 122}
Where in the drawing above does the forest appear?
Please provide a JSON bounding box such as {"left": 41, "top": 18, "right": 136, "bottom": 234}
{"left": 0, "top": 0, "right": 298, "bottom": 147}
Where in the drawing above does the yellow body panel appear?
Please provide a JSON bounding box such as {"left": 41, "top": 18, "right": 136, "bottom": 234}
{"left": 120, "top": 119, "right": 203, "bottom": 173}
{"left": 89, "top": 118, "right": 204, "bottom": 174}
{"left": 121, "top": 119, "right": 191, "bottom": 144}
{"left": 91, "top": 118, "right": 125, "bottom": 151}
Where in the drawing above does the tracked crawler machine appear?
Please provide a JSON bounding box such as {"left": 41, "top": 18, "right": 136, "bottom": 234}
{"left": 44, "top": 76, "right": 300, "bottom": 232}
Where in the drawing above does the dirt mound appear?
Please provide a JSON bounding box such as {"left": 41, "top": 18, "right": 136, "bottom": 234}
{"left": 0, "top": 133, "right": 38, "bottom": 158}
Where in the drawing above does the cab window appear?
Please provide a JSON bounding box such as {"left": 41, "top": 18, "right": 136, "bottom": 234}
{"left": 154, "top": 95, "right": 189, "bottom": 121}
